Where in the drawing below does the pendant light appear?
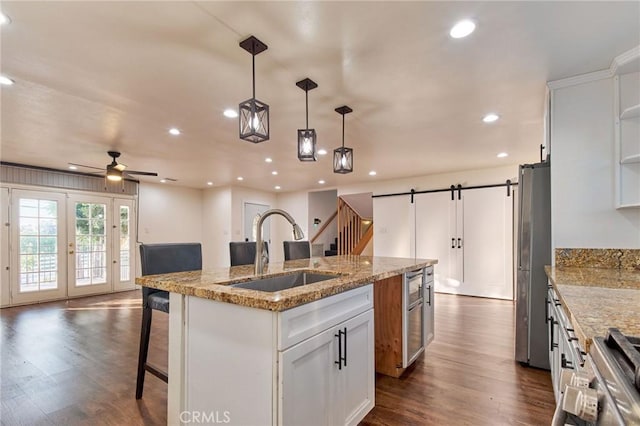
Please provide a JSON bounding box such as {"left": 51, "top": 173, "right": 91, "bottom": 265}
{"left": 239, "top": 36, "right": 269, "bottom": 143}
{"left": 296, "top": 78, "right": 318, "bottom": 161}
{"left": 333, "top": 106, "right": 353, "bottom": 174}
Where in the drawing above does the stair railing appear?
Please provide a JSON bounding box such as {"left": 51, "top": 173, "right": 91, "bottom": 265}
{"left": 310, "top": 210, "right": 338, "bottom": 244}
{"left": 337, "top": 197, "right": 372, "bottom": 255}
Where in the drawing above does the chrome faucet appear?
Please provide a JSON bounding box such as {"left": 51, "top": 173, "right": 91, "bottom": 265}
{"left": 255, "top": 209, "right": 304, "bottom": 274}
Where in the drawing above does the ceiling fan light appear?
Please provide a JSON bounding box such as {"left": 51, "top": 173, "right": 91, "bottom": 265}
{"left": 106, "top": 168, "right": 123, "bottom": 181}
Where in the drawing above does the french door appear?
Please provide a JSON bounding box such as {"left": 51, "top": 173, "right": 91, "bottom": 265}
{"left": 10, "top": 190, "right": 67, "bottom": 304}
{"left": 67, "top": 195, "right": 136, "bottom": 297}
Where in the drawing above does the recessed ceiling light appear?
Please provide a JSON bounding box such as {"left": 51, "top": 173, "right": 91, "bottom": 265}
{"left": 223, "top": 109, "right": 238, "bottom": 118}
{"left": 168, "top": 127, "right": 181, "bottom": 136}
{"left": 0, "top": 13, "right": 10, "bottom": 25}
{"left": 482, "top": 113, "right": 500, "bottom": 123}
{"left": 369, "top": 171, "right": 377, "bottom": 176}
{"left": 317, "top": 149, "right": 328, "bottom": 156}
{"left": 265, "top": 157, "right": 273, "bottom": 163}
{"left": 274, "top": 185, "right": 281, "bottom": 190}
{"left": 497, "top": 152, "right": 509, "bottom": 158}
{"left": 207, "top": 181, "right": 213, "bottom": 186}
{"left": 450, "top": 19, "right": 476, "bottom": 38}
{"left": 0, "top": 75, "right": 15, "bottom": 86}
{"left": 68, "top": 165, "right": 78, "bottom": 170}
{"left": 160, "top": 179, "right": 167, "bottom": 183}
{"left": 237, "top": 176, "right": 244, "bottom": 181}
{"left": 271, "top": 171, "right": 278, "bottom": 175}
{"left": 318, "top": 180, "right": 325, "bottom": 184}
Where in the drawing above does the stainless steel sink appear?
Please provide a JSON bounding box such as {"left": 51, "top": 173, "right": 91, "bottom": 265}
{"left": 230, "top": 271, "right": 341, "bottom": 292}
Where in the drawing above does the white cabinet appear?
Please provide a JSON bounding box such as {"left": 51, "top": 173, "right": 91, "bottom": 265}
{"left": 178, "top": 284, "right": 374, "bottom": 426}
{"left": 614, "top": 70, "right": 640, "bottom": 208}
{"left": 279, "top": 310, "right": 374, "bottom": 426}
{"left": 415, "top": 186, "right": 514, "bottom": 300}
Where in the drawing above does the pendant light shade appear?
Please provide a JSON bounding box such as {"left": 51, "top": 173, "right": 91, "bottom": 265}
{"left": 239, "top": 36, "right": 269, "bottom": 143}
{"left": 333, "top": 106, "right": 353, "bottom": 174}
{"left": 296, "top": 78, "right": 318, "bottom": 161}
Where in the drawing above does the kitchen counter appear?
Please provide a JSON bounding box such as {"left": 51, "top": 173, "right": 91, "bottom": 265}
{"left": 136, "top": 255, "right": 437, "bottom": 311}
{"left": 545, "top": 265, "right": 640, "bottom": 351}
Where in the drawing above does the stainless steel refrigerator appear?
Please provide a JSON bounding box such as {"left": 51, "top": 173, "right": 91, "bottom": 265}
{"left": 515, "top": 161, "right": 551, "bottom": 369}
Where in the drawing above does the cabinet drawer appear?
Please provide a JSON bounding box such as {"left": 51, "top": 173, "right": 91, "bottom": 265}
{"left": 424, "top": 266, "right": 434, "bottom": 283}
{"left": 278, "top": 284, "right": 373, "bottom": 350}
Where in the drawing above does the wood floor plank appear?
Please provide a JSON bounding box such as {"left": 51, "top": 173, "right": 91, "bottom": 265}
{"left": 0, "top": 290, "right": 554, "bottom": 425}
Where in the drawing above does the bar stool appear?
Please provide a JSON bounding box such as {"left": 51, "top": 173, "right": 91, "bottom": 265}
{"left": 229, "top": 241, "right": 268, "bottom": 266}
{"left": 283, "top": 241, "right": 311, "bottom": 260}
{"left": 136, "top": 243, "right": 202, "bottom": 399}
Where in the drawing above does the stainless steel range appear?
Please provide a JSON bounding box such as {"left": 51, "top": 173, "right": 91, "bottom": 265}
{"left": 552, "top": 328, "right": 640, "bottom": 425}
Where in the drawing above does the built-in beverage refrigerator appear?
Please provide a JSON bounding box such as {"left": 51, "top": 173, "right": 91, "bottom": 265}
{"left": 515, "top": 161, "right": 551, "bottom": 369}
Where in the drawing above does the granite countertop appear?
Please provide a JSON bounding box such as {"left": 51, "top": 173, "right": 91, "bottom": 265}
{"left": 545, "top": 265, "right": 640, "bottom": 351}
{"left": 136, "top": 255, "right": 437, "bottom": 312}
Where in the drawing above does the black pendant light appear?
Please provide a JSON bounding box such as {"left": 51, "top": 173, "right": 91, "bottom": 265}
{"left": 296, "top": 78, "right": 318, "bottom": 161}
{"left": 333, "top": 106, "right": 353, "bottom": 174}
{"left": 239, "top": 36, "right": 269, "bottom": 143}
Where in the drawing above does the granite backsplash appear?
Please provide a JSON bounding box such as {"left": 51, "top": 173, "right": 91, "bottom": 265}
{"left": 555, "top": 248, "right": 640, "bottom": 271}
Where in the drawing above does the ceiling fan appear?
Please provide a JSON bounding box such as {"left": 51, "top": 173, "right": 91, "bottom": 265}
{"left": 69, "top": 151, "right": 158, "bottom": 182}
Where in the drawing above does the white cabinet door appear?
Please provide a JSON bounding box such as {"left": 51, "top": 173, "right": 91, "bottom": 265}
{"left": 373, "top": 196, "right": 412, "bottom": 258}
{"left": 338, "top": 310, "right": 375, "bottom": 426}
{"left": 415, "top": 192, "right": 456, "bottom": 293}
{"left": 279, "top": 309, "right": 374, "bottom": 426}
{"left": 461, "top": 187, "right": 513, "bottom": 300}
{"left": 279, "top": 323, "right": 338, "bottom": 426}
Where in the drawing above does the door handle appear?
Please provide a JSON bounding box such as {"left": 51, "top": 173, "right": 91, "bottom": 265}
{"left": 451, "top": 238, "right": 455, "bottom": 248}
{"left": 457, "top": 238, "right": 462, "bottom": 249}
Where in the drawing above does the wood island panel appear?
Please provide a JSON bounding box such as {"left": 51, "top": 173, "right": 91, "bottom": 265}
{"left": 374, "top": 274, "right": 404, "bottom": 377}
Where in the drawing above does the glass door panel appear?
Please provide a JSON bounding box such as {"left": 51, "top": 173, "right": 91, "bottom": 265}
{"left": 113, "top": 199, "right": 136, "bottom": 290}
{"left": 1, "top": 188, "right": 10, "bottom": 307}
{"left": 68, "top": 195, "right": 111, "bottom": 296}
{"left": 10, "top": 190, "right": 67, "bottom": 304}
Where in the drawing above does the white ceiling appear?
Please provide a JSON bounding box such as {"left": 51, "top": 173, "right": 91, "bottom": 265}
{"left": 1, "top": 1, "right": 639, "bottom": 192}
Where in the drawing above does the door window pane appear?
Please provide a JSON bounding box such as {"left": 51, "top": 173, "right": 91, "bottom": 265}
{"left": 18, "top": 198, "right": 59, "bottom": 292}
{"left": 119, "top": 206, "right": 130, "bottom": 281}
{"left": 74, "top": 202, "right": 107, "bottom": 286}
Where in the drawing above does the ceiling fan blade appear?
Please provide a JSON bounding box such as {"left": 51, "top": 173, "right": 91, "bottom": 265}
{"left": 114, "top": 163, "right": 127, "bottom": 171}
{"left": 124, "top": 171, "right": 158, "bottom": 177}
{"left": 68, "top": 162, "right": 104, "bottom": 171}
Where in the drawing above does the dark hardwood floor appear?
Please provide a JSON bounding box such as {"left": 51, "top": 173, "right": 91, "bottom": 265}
{"left": 1, "top": 291, "right": 554, "bottom": 425}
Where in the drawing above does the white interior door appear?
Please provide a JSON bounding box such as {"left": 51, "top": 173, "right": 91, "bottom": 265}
{"left": 461, "top": 187, "right": 514, "bottom": 300}
{"left": 113, "top": 198, "right": 136, "bottom": 291}
{"left": 10, "top": 189, "right": 67, "bottom": 304}
{"left": 1, "top": 188, "right": 11, "bottom": 307}
{"left": 67, "top": 194, "right": 112, "bottom": 296}
{"left": 415, "top": 192, "right": 457, "bottom": 293}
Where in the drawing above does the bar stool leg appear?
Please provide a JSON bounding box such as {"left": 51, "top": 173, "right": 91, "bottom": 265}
{"left": 136, "top": 306, "right": 152, "bottom": 399}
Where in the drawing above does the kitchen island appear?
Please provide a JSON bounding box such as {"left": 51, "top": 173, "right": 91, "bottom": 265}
{"left": 137, "top": 255, "right": 436, "bottom": 425}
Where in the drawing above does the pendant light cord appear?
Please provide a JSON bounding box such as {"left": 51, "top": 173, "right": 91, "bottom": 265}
{"left": 342, "top": 113, "right": 345, "bottom": 149}
{"left": 252, "top": 50, "right": 256, "bottom": 99}
{"left": 305, "top": 90, "right": 309, "bottom": 130}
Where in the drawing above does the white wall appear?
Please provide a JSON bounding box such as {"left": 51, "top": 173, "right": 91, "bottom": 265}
{"left": 230, "top": 187, "right": 277, "bottom": 244}
{"left": 308, "top": 189, "right": 338, "bottom": 252}
{"left": 551, "top": 78, "right": 640, "bottom": 249}
{"left": 272, "top": 191, "right": 309, "bottom": 262}
{"left": 202, "top": 187, "right": 232, "bottom": 268}
{"left": 338, "top": 164, "right": 519, "bottom": 197}
{"left": 138, "top": 183, "right": 203, "bottom": 244}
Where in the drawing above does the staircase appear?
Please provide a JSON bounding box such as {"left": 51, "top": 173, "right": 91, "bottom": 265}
{"left": 324, "top": 238, "right": 338, "bottom": 257}
{"left": 337, "top": 197, "right": 373, "bottom": 255}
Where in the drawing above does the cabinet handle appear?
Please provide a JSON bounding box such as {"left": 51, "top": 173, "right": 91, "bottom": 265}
{"left": 451, "top": 238, "right": 455, "bottom": 248}
{"left": 335, "top": 330, "right": 343, "bottom": 370}
{"left": 343, "top": 327, "right": 347, "bottom": 367}
{"left": 545, "top": 297, "right": 549, "bottom": 324}
{"left": 561, "top": 353, "right": 574, "bottom": 369}
{"left": 426, "top": 285, "right": 431, "bottom": 306}
{"left": 549, "top": 316, "right": 555, "bottom": 352}
{"left": 457, "top": 238, "right": 462, "bottom": 249}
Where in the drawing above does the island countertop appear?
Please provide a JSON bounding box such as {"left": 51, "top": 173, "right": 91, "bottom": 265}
{"left": 545, "top": 265, "right": 640, "bottom": 351}
{"left": 136, "top": 255, "right": 437, "bottom": 311}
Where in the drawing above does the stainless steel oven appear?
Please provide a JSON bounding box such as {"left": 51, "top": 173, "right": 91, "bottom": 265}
{"left": 403, "top": 269, "right": 424, "bottom": 367}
